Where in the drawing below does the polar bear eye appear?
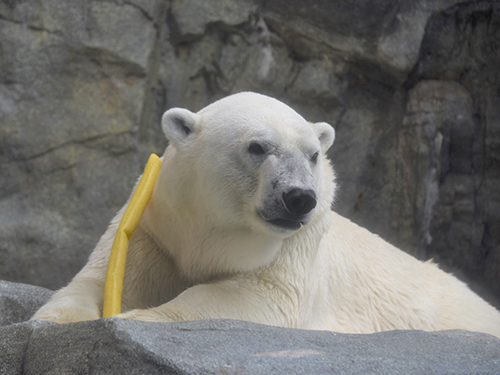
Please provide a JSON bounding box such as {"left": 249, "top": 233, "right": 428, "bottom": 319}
{"left": 311, "top": 152, "right": 319, "bottom": 163}
{"left": 248, "top": 142, "right": 266, "bottom": 156}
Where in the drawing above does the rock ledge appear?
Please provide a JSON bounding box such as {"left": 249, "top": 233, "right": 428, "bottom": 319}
{"left": 0, "top": 281, "right": 499, "bottom": 375}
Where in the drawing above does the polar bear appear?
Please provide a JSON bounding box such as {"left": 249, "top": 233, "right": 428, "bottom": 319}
{"left": 32, "top": 92, "right": 500, "bottom": 338}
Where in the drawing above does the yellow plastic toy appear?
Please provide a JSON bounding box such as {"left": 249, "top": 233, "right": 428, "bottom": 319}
{"left": 103, "top": 154, "right": 162, "bottom": 318}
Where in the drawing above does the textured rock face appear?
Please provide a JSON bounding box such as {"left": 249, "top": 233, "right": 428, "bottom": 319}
{"left": 3, "top": 319, "right": 499, "bottom": 375}
{"left": 0, "top": 280, "right": 53, "bottom": 326}
{"left": 398, "top": 3, "right": 500, "bottom": 303}
{"left": 0, "top": 1, "right": 499, "bottom": 308}
{"left": 413, "top": 3, "right": 500, "bottom": 303}
{"left": 1, "top": 281, "right": 499, "bottom": 375}
{"left": 0, "top": 0, "right": 166, "bottom": 289}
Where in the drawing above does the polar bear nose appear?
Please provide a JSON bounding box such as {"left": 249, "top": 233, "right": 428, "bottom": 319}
{"left": 283, "top": 188, "right": 317, "bottom": 216}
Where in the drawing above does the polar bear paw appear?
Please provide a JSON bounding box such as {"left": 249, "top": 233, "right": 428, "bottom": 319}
{"left": 117, "top": 306, "right": 189, "bottom": 323}
{"left": 31, "top": 303, "right": 101, "bottom": 324}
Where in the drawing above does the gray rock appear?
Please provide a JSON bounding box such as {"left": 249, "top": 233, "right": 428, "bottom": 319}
{"left": 376, "top": 0, "right": 472, "bottom": 74}
{"left": 0, "top": 280, "right": 53, "bottom": 327}
{"left": 0, "top": 0, "right": 168, "bottom": 289}
{"left": 0, "top": 318, "right": 498, "bottom": 375}
{"left": 394, "top": 80, "right": 475, "bottom": 259}
{"left": 263, "top": 0, "right": 472, "bottom": 76}
{"left": 172, "top": 0, "right": 256, "bottom": 38}
{"left": 403, "top": 2, "right": 500, "bottom": 302}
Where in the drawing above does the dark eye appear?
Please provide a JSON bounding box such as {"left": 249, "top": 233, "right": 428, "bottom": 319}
{"left": 248, "top": 142, "right": 266, "bottom": 155}
{"left": 311, "top": 152, "right": 319, "bottom": 163}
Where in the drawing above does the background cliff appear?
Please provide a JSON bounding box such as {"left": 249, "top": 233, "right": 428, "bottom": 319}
{"left": 1, "top": 0, "right": 499, "bottom": 308}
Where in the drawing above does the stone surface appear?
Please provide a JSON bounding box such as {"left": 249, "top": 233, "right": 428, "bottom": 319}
{"left": 405, "top": 2, "right": 500, "bottom": 302}
{"left": 171, "top": 0, "right": 256, "bottom": 38}
{"left": 0, "top": 0, "right": 500, "bottom": 310}
{"left": 0, "top": 0, "right": 167, "bottom": 289}
{"left": 1, "top": 318, "right": 499, "bottom": 375}
{"left": 0, "top": 281, "right": 53, "bottom": 326}
{"left": 394, "top": 80, "right": 475, "bottom": 258}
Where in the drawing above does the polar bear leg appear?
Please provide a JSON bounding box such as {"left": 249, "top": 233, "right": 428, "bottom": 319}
{"left": 31, "top": 211, "right": 120, "bottom": 323}
{"left": 118, "top": 277, "right": 293, "bottom": 327}
{"left": 31, "top": 279, "right": 103, "bottom": 323}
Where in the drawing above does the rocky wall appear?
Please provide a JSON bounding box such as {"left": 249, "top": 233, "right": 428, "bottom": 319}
{"left": 0, "top": 0, "right": 499, "bottom": 307}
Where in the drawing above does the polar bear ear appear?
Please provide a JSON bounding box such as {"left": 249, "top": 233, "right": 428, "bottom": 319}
{"left": 310, "top": 122, "right": 335, "bottom": 153}
{"left": 161, "top": 108, "right": 201, "bottom": 147}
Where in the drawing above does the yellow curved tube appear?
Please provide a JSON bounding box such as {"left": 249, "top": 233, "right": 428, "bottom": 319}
{"left": 103, "top": 154, "right": 162, "bottom": 318}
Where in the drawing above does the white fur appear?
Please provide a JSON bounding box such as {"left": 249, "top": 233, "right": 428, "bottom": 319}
{"left": 32, "top": 92, "right": 500, "bottom": 338}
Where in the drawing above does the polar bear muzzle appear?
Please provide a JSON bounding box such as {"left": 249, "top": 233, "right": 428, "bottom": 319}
{"left": 258, "top": 188, "right": 317, "bottom": 231}
{"left": 259, "top": 188, "right": 316, "bottom": 230}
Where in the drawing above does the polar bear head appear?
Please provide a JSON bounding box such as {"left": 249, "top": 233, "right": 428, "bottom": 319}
{"left": 161, "top": 92, "right": 335, "bottom": 233}
{"left": 154, "top": 92, "right": 336, "bottom": 278}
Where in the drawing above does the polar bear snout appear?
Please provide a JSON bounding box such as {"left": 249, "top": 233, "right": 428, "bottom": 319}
{"left": 283, "top": 188, "right": 317, "bottom": 216}
{"left": 255, "top": 150, "right": 320, "bottom": 232}
{"left": 258, "top": 188, "right": 317, "bottom": 232}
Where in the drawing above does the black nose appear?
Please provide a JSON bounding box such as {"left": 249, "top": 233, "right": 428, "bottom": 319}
{"left": 283, "top": 189, "right": 317, "bottom": 216}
